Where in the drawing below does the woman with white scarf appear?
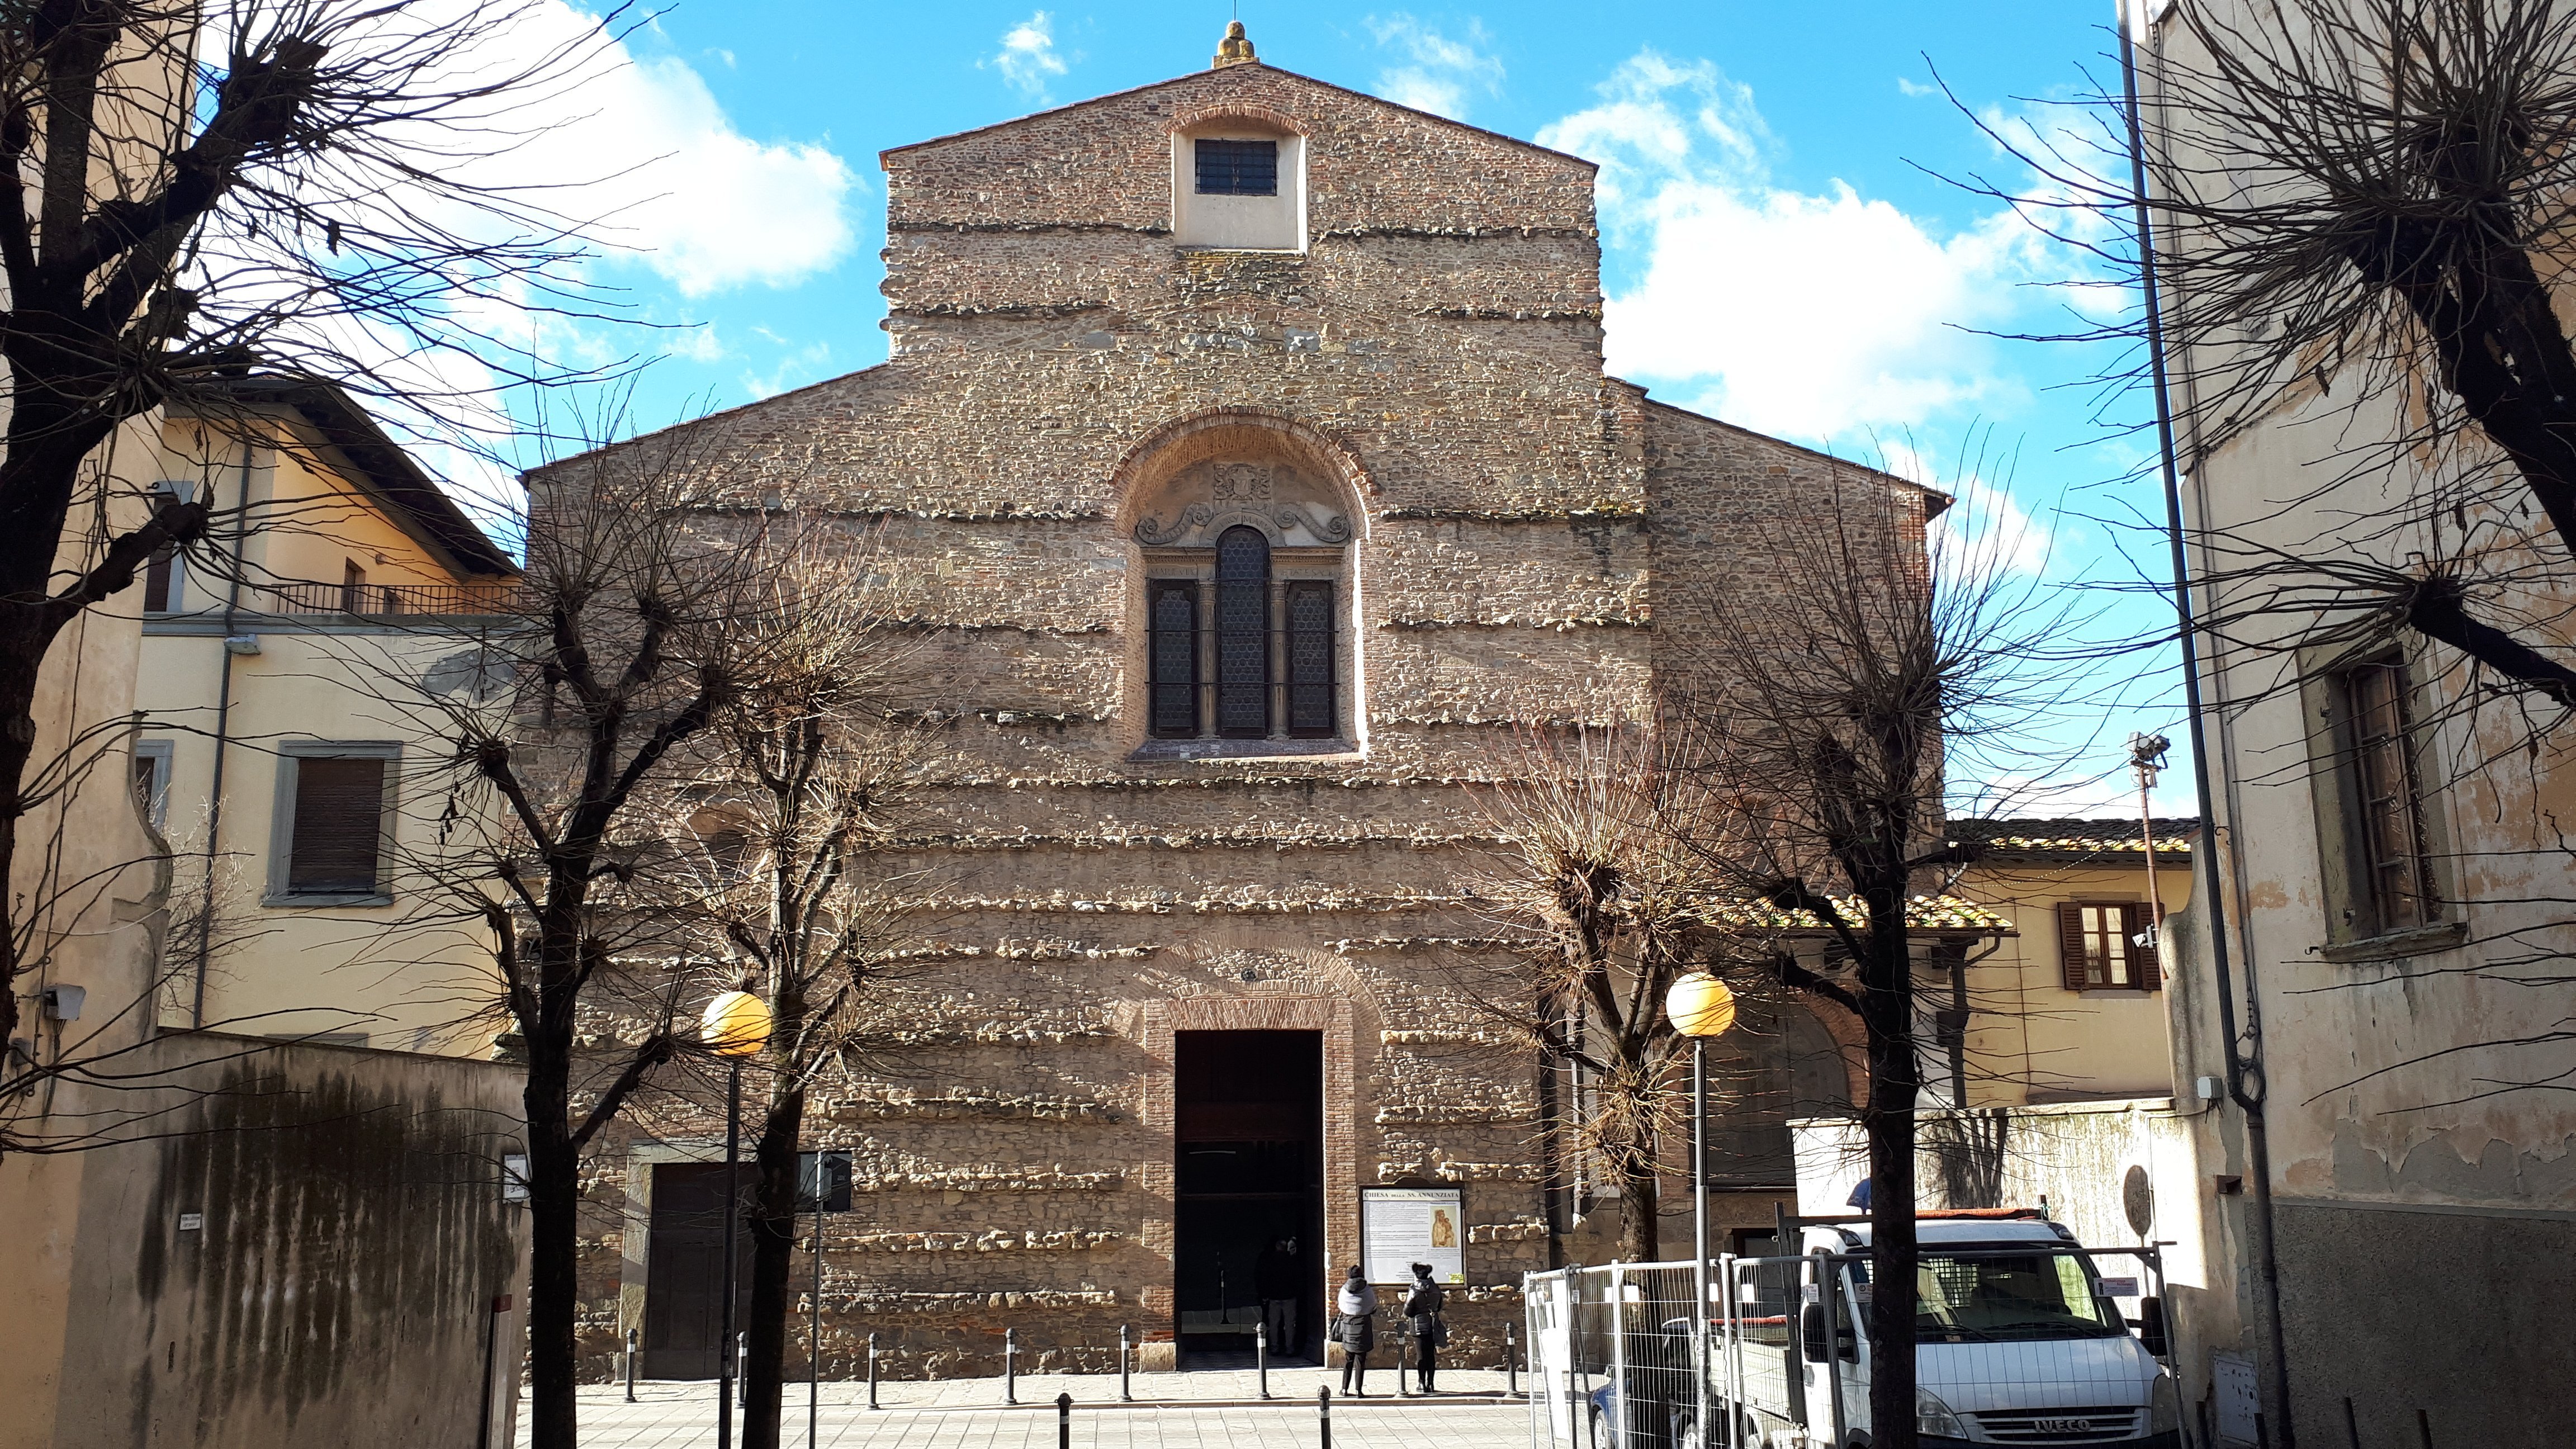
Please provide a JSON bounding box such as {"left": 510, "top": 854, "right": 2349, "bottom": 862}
{"left": 1333, "top": 1266, "right": 1379, "bottom": 1395}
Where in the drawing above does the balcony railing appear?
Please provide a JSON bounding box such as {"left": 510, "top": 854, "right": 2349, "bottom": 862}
{"left": 259, "top": 579, "right": 509, "bottom": 618}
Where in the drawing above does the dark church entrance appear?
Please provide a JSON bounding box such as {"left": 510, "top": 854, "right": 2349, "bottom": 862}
{"left": 640, "top": 1162, "right": 753, "bottom": 1379}
{"left": 1174, "top": 1030, "right": 1324, "bottom": 1366}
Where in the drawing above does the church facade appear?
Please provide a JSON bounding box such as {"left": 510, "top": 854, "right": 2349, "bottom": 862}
{"left": 570, "top": 31, "right": 1914, "bottom": 1380}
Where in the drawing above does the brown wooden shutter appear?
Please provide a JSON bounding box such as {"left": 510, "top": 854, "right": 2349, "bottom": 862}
{"left": 2056, "top": 902, "right": 2091, "bottom": 992}
{"left": 288, "top": 756, "right": 387, "bottom": 893}
{"left": 2129, "top": 903, "right": 2163, "bottom": 990}
{"left": 141, "top": 494, "right": 179, "bottom": 610}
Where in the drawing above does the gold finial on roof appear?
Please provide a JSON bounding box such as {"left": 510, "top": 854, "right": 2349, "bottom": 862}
{"left": 1213, "top": 19, "right": 1257, "bottom": 68}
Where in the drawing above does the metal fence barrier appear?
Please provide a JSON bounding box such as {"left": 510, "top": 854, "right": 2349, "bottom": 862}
{"left": 1526, "top": 1243, "right": 2176, "bottom": 1449}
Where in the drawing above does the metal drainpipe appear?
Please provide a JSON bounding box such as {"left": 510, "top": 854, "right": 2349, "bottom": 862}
{"left": 2118, "top": 6, "right": 2296, "bottom": 1440}
{"left": 190, "top": 443, "right": 254, "bottom": 1029}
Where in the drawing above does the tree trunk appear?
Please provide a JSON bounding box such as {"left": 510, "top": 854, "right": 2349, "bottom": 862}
{"left": 1859, "top": 905, "right": 1920, "bottom": 1449}
{"left": 1616, "top": 1149, "right": 1660, "bottom": 1262}
{"left": 522, "top": 1046, "right": 581, "bottom": 1449}
{"left": 741, "top": 1080, "right": 806, "bottom": 1449}
{"left": 0, "top": 613, "right": 42, "bottom": 1063}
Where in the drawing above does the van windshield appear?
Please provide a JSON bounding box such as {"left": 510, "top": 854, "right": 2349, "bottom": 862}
{"left": 1904, "top": 1247, "right": 2125, "bottom": 1342}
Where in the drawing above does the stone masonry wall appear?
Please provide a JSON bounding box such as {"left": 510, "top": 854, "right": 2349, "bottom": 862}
{"left": 559, "top": 52, "right": 1919, "bottom": 1383}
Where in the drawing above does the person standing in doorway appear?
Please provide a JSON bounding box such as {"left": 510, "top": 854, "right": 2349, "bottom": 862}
{"left": 1403, "top": 1262, "right": 1447, "bottom": 1394}
{"left": 1334, "top": 1266, "right": 1378, "bottom": 1396}
{"left": 1257, "top": 1237, "right": 1300, "bottom": 1355}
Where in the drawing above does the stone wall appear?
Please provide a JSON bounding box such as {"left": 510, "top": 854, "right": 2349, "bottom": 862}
{"left": 557, "top": 53, "right": 1920, "bottom": 1383}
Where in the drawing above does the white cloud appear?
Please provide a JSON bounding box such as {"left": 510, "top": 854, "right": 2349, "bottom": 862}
{"left": 986, "top": 12, "right": 1069, "bottom": 102}
{"left": 1538, "top": 51, "right": 2047, "bottom": 442}
{"left": 177, "top": 2, "right": 861, "bottom": 540}
{"left": 585, "top": 56, "right": 855, "bottom": 296}
{"left": 666, "top": 323, "right": 726, "bottom": 363}
{"left": 1366, "top": 14, "right": 1504, "bottom": 121}
{"left": 742, "top": 339, "right": 835, "bottom": 402}
{"left": 1896, "top": 76, "right": 1940, "bottom": 98}
{"left": 1880, "top": 442, "right": 2055, "bottom": 580}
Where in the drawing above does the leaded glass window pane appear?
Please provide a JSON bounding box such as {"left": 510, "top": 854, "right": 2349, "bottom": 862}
{"left": 1286, "top": 580, "right": 1334, "bottom": 737}
{"left": 1149, "top": 580, "right": 1199, "bottom": 738}
{"left": 1215, "top": 527, "right": 1270, "bottom": 737}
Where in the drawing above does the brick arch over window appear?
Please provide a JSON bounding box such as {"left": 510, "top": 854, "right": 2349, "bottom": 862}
{"left": 1162, "top": 101, "right": 1312, "bottom": 138}
{"left": 1120, "top": 409, "right": 1366, "bottom": 751}
{"left": 1112, "top": 407, "right": 1375, "bottom": 518}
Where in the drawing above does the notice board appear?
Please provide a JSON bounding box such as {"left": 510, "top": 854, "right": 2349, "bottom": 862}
{"left": 1359, "top": 1186, "right": 1465, "bottom": 1285}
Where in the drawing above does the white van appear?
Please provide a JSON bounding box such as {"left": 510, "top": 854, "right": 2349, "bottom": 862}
{"left": 1736, "top": 1215, "right": 2183, "bottom": 1448}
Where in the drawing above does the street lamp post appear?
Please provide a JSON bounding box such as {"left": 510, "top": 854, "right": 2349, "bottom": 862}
{"left": 1664, "top": 971, "right": 1737, "bottom": 1446}
{"left": 704, "top": 987, "right": 775, "bottom": 1449}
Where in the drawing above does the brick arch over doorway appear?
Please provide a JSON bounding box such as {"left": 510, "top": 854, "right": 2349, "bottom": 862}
{"left": 1133, "top": 994, "right": 1361, "bottom": 1369}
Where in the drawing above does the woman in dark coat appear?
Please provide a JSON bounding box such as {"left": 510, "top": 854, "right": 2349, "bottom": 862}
{"left": 1334, "top": 1266, "right": 1379, "bottom": 1395}
{"left": 1403, "top": 1262, "right": 1448, "bottom": 1393}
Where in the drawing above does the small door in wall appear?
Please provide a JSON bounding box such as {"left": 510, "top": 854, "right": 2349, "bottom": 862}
{"left": 641, "top": 1162, "right": 752, "bottom": 1380}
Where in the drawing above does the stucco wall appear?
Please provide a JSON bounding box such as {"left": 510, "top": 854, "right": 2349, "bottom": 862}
{"left": 18, "top": 1035, "right": 529, "bottom": 1449}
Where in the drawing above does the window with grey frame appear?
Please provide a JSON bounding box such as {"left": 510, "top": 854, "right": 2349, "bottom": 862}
{"left": 1145, "top": 525, "right": 1339, "bottom": 742}
{"left": 269, "top": 744, "right": 399, "bottom": 904}
{"left": 141, "top": 481, "right": 193, "bottom": 612}
{"left": 131, "top": 738, "right": 172, "bottom": 830}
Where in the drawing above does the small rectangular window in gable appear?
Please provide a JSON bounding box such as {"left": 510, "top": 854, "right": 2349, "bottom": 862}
{"left": 287, "top": 755, "right": 389, "bottom": 896}
{"left": 1195, "top": 138, "right": 1278, "bottom": 196}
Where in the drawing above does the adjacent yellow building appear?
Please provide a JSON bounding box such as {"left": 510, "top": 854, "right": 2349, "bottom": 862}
{"left": 138, "top": 378, "right": 519, "bottom": 1055}
{"left": 1944, "top": 817, "right": 2197, "bottom": 1106}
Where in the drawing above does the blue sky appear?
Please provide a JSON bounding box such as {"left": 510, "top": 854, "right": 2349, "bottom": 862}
{"left": 479, "top": 1, "right": 2188, "bottom": 815}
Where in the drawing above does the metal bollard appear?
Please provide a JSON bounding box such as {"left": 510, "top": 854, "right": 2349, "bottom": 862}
{"left": 1318, "top": 1385, "right": 1333, "bottom": 1449}
{"left": 1396, "top": 1323, "right": 1411, "bottom": 1398}
{"left": 1505, "top": 1322, "right": 1518, "bottom": 1398}
{"left": 1005, "top": 1327, "right": 1018, "bottom": 1405}
{"left": 1056, "top": 1391, "right": 1073, "bottom": 1449}
{"left": 867, "top": 1332, "right": 879, "bottom": 1410}
{"left": 623, "top": 1327, "right": 638, "bottom": 1402}
{"left": 1119, "top": 1324, "right": 1132, "bottom": 1402}
{"left": 1256, "top": 1319, "right": 1270, "bottom": 1400}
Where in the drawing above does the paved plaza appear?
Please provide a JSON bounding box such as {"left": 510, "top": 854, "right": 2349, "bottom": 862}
{"left": 529, "top": 1368, "right": 1535, "bottom": 1448}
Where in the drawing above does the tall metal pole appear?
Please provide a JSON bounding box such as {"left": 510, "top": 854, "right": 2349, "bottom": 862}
{"left": 2116, "top": 5, "right": 2295, "bottom": 1438}
{"left": 718, "top": 1060, "right": 742, "bottom": 1449}
{"left": 1691, "top": 1036, "right": 1712, "bottom": 1447}
{"left": 810, "top": 1197, "right": 823, "bottom": 1449}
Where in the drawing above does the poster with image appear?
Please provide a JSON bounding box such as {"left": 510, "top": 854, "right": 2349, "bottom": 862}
{"left": 1360, "top": 1186, "right": 1465, "bottom": 1285}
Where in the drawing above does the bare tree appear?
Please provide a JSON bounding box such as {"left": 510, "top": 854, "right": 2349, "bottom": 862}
{"left": 681, "top": 550, "right": 925, "bottom": 1449}
{"left": 1660, "top": 478, "right": 2082, "bottom": 1449}
{"left": 422, "top": 425, "right": 821, "bottom": 1449}
{"left": 1967, "top": 0, "right": 2576, "bottom": 724}
{"left": 1460, "top": 722, "right": 1720, "bottom": 1264}
{"left": 0, "top": 0, "right": 631, "bottom": 1142}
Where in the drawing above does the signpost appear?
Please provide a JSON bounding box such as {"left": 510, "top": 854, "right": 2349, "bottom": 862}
{"left": 1358, "top": 1186, "right": 1465, "bottom": 1285}
{"left": 798, "top": 1152, "right": 853, "bottom": 1449}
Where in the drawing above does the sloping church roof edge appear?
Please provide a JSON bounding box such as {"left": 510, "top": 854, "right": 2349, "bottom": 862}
{"left": 878, "top": 60, "right": 1598, "bottom": 173}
